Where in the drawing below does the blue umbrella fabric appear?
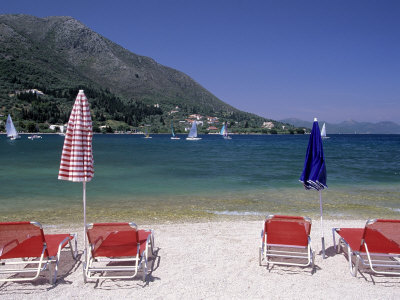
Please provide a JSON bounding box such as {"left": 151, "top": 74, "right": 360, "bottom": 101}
{"left": 300, "top": 119, "right": 327, "bottom": 190}
{"left": 299, "top": 118, "right": 328, "bottom": 258}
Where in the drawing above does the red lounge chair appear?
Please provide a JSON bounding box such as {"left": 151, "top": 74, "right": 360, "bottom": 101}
{"left": 0, "top": 221, "right": 77, "bottom": 284}
{"left": 333, "top": 219, "right": 400, "bottom": 277}
{"left": 259, "top": 215, "right": 314, "bottom": 270}
{"left": 84, "top": 222, "right": 154, "bottom": 282}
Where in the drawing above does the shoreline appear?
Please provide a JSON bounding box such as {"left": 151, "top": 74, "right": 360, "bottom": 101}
{"left": 2, "top": 206, "right": 399, "bottom": 227}
{"left": 1, "top": 219, "right": 398, "bottom": 299}
{"left": 2, "top": 185, "right": 399, "bottom": 225}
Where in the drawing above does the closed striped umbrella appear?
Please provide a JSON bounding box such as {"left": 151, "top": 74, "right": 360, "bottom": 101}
{"left": 58, "top": 90, "right": 93, "bottom": 182}
{"left": 58, "top": 89, "right": 93, "bottom": 253}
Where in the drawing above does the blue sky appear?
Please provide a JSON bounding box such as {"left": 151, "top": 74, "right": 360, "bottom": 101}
{"left": 1, "top": 0, "right": 399, "bottom": 123}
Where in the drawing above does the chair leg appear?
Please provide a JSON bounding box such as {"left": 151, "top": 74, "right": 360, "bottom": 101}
{"left": 266, "top": 246, "right": 270, "bottom": 268}
{"left": 311, "top": 249, "right": 315, "bottom": 272}
{"left": 332, "top": 228, "right": 337, "bottom": 251}
{"left": 347, "top": 245, "right": 359, "bottom": 277}
{"left": 48, "top": 262, "right": 55, "bottom": 285}
{"left": 69, "top": 234, "right": 78, "bottom": 260}
{"left": 142, "top": 264, "right": 147, "bottom": 282}
{"left": 353, "top": 255, "right": 360, "bottom": 277}
{"left": 83, "top": 264, "right": 88, "bottom": 284}
{"left": 337, "top": 238, "right": 343, "bottom": 254}
{"left": 141, "top": 255, "right": 148, "bottom": 282}
{"left": 53, "top": 257, "right": 60, "bottom": 284}
{"left": 150, "top": 232, "right": 155, "bottom": 256}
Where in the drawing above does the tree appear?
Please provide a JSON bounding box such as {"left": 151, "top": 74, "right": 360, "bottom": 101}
{"left": 117, "top": 125, "right": 128, "bottom": 132}
{"left": 93, "top": 124, "right": 101, "bottom": 133}
{"left": 27, "top": 122, "right": 36, "bottom": 132}
{"left": 105, "top": 126, "right": 113, "bottom": 133}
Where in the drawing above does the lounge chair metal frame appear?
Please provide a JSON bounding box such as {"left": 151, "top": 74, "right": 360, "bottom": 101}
{"left": 83, "top": 222, "right": 154, "bottom": 282}
{"left": 333, "top": 219, "right": 400, "bottom": 277}
{"left": 259, "top": 215, "right": 315, "bottom": 270}
{"left": 0, "top": 221, "right": 78, "bottom": 284}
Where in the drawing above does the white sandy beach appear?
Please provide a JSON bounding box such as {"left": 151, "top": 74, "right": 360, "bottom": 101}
{"left": 0, "top": 219, "right": 399, "bottom": 299}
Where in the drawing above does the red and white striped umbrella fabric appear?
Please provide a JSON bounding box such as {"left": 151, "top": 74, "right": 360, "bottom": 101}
{"left": 58, "top": 90, "right": 94, "bottom": 182}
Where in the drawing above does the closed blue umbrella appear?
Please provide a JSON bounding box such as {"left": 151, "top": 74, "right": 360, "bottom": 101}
{"left": 300, "top": 118, "right": 328, "bottom": 258}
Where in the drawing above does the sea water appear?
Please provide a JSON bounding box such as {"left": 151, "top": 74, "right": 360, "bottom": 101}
{"left": 0, "top": 134, "right": 399, "bottom": 223}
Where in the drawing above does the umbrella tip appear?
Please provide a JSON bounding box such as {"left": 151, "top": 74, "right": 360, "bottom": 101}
{"left": 314, "top": 117, "right": 318, "bottom": 122}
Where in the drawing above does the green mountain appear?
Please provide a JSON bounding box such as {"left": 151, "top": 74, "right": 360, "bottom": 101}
{"left": 0, "top": 14, "right": 297, "bottom": 133}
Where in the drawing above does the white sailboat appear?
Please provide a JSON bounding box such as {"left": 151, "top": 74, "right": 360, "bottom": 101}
{"left": 170, "top": 122, "right": 180, "bottom": 140}
{"left": 321, "top": 123, "right": 329, "bottom": 139}
{"left": 220, "top": 122, "right": 232, "bottom": 140}
{"left": 6, "top": 114, "right": 20, "bottom": 140}
{"left": 186, "top": 121, "right": 201, "bottom": 140}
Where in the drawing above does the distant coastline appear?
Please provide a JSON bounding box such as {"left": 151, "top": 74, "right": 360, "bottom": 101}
{"left": 280, "top": 118, "right": 400, "bottom": 134}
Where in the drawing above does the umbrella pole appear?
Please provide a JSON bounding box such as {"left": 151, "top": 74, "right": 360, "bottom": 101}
{"left": 319, "top": 190, "right": 326, "bottom": 259}
{"left": 83, "top": 181, "right": 87, "bottom": 264}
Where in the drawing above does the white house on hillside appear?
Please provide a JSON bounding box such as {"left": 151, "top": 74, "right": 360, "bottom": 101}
{"left": 262, "top": 122, "right": 275, "bottom": 129}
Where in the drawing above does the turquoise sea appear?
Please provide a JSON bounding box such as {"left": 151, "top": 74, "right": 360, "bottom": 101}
{"left": 0, "top": 134, "right": 399, "bottom": 224}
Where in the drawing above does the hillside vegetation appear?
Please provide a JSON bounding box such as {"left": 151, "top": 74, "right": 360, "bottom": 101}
{"left": 0, "top": 14, "right": 299, "bottom": 134}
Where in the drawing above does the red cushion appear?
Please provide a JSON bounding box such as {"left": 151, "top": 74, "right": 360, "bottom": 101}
{"left": 0, "top": 234, "right": 73, "bottom": 259}
{"left": 337, "top": 227, "right": 400, "bottom": 254}
{"left": 94, "top": 230, "right": 139, "bottom": 257}
{"left": 44, "top": 234, "right": 74, "bottom": 257}
{"left": 336, "top": 228, "right": 364, "bottom": 251}
{"left": 1, "top": 236, "right": 44, "bottom": 259}
{"left": 362, "top": 229, "right": 400, "bottom": 254}
{"left": 265, "top": 216, "right": 310, "bottom": 247}
{"left": 93, "top": 229, "right": 151, "bottom": 258}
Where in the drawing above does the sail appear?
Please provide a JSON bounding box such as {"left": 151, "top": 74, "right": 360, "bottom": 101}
{"left": 6, "top": 114, "right": 18, "bottom": 138}
{"left": 188, "top": 121, "right": 198, "bottom": 138}
{"left": 221, "top": 122, "right": 229, "bottom": 137}
{"left": 171, "top": 122, "right": 175, "bottom": 137}
{"left": 220, "top": 124, "right": 225, "bottom": 136}
{"left": 321, "top": 123, "right": 327, "bottom": 137}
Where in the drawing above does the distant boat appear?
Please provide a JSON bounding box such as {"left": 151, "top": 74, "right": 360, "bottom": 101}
{"left": 220, "top": 122, "right": 232, "bottom": 140}
{"left": 186, "top": 121, "right": 201, "bottom": 141}
{"left": 6, "top": 114, "right": 20, "bottom": 140}
{"left": 170, "top": 122, "right": 180, "bottom": 140}
{"left": 321, "top": 123, "right": 330, "bottom": 139}
{"left": 144, "top": 128, "right": 152, "bottom": 139}
{"left": 28, "top": 134, "right": 42, "bottom": 140}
